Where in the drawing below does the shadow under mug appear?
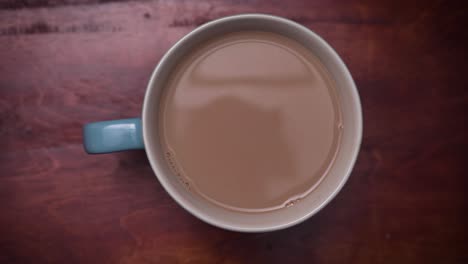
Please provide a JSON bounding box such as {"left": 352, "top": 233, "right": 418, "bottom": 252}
{"left": 83, "top": 14, "right": 362, "bottom": 232}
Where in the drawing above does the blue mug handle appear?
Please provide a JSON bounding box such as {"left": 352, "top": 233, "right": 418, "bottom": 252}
{"left": 83, "top": 118, "right": 144, "bottom": 154}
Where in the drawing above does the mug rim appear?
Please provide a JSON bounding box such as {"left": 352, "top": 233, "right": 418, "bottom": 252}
{"left": 142, "top": 13, "right": 362, "bottom": 232}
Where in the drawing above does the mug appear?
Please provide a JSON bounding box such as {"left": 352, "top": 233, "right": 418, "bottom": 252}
{"left": 83, "top": 14, "right": 362, "bottom": 232}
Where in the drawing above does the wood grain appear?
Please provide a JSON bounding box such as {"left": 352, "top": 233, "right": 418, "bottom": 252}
{"left": 1, "top": 0, "right": 467, "bottom": 263}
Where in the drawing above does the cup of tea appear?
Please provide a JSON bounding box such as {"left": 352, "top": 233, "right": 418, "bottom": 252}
{"left": 83, "top": 14, "right": 362, "bottom": 232}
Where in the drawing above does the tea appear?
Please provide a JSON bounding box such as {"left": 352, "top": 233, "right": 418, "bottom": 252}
{"left": 159, "top": 31, "right": 342, "bottom": 212}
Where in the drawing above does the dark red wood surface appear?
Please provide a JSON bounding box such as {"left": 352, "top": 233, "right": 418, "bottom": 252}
{"left": 1, "top": 0, "right": 467, "bottom": 263}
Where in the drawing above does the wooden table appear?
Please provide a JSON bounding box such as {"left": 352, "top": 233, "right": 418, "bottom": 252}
{"left": 1, "top": 1, "right": 467, "bottom": 263}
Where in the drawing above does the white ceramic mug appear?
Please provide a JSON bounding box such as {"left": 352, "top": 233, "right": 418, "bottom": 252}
{"left": 83, "top": 14, "right": 362, "bottom": 232}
